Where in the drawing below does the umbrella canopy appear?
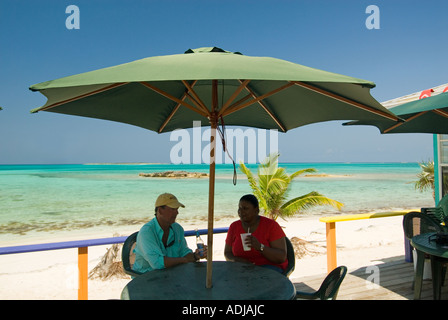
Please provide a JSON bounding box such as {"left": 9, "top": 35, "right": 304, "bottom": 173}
{"left": 30, "top": 47, "right": 397, "bottom": 133}
{"left": 30, "top": 47, "right": 397, "bottom": 288}
{"left": 344, "top": 92, "right": 448, "bottom": 134}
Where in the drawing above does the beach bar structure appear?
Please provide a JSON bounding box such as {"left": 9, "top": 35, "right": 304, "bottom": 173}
{"left": 381, "top": 83, "right": 448, "bottom": 204}
{"left": 315, "top": 84, "right": 448, "bottom": 274}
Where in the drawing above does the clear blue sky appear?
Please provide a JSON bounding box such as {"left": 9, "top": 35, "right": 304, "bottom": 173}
{"left": 1, "top": 0, "right": 447, "bottom": 164}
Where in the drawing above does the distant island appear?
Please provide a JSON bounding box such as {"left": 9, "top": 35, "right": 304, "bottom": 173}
{"left": 85, "top": 163, "right": 165, "bottom": 165}
{"left": 304, "top": 174, "right": 352, "bottom": 178}
{"left": 139, "top": 171, "right": 208, "bottom": 178}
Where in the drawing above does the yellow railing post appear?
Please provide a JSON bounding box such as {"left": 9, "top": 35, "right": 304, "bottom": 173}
{"left": 320, "top": 210, "right": 409, "bottom": 274}
{"left": 78, "top": 247, "right": 88, "bottom": 300}
{"left": 325, "top": 222, "right": 337, "bottom": 274}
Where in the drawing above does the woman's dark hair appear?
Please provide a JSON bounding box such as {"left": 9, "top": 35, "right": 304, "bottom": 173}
{"left": 239, "top": 194, "right": 259, "bottom": 208}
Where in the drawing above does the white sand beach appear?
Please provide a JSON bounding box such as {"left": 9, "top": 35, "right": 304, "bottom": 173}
{"left": 0, "top": 214, "right": 408, "bottom": 300}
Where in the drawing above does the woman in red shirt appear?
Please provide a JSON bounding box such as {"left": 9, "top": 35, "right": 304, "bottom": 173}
{"left": 224, "top": 194, "right": 288, "bottom": 273}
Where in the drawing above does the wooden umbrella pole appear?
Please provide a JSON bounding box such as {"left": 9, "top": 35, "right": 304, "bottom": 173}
{"left": 206, "top": 121, "right": 217, "bottom": 289}
{"left": 206, "top": 80, "right": 219, "bottom": 289}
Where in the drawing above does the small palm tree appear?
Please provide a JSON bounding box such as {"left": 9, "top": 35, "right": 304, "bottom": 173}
{"left": 413, "top": 160, "right": 435, "bottom": 200}
{"left": 240, "top": 153, "right": 343, "bottom": 221}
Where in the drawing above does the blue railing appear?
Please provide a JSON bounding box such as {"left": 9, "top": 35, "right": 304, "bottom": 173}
{"left": 0, "top": 227, "right": 228, "bottom": 255}
{"left": 0, "top": 227, "right": 229, "bottom": 299}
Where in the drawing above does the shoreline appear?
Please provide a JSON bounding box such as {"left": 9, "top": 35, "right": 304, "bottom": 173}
{"left": 0, "top": 208, "right": 417, "bottom": 247}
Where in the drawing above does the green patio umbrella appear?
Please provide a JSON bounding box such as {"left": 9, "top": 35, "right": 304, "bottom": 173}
{"left": 344, "top": 92, "right": 448, "bottom": 134}
{"left": 30, "top": 47, "right": 397, "bottom": 288}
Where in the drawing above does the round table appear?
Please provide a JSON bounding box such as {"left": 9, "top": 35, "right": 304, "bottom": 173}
{"left": 121, "top": 261, "right": 296, "bottom": 300}
{"left": 411, "top": 232, "right": 448, "bottom": 300}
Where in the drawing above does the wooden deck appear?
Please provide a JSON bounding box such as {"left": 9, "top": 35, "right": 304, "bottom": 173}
{"left": 292, "top": 258, "right": 448, "bottom": 300}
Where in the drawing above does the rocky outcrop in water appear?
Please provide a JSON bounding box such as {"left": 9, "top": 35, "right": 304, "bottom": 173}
{"left": 139, "top": 171, "right": 208, "bottom": 178}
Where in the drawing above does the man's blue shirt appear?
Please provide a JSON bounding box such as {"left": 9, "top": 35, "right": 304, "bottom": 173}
{"left": 133, "top": 218, "right": 192, "bottom": 273}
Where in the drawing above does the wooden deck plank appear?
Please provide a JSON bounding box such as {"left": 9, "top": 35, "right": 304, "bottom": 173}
{"left": 292, "top": 259, "right": 448, "bottom": 300}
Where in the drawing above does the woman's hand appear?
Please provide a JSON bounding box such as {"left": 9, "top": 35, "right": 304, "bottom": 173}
{"left": 247, "top": 234, "right": 262, "bottom": 251}
{"left": 248, "top": 235, "right": 287, "bottom": 264}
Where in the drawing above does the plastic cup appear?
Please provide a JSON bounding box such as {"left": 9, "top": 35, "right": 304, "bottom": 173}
{"left": 241, "top": 233, "right": 251, "bottom": 251}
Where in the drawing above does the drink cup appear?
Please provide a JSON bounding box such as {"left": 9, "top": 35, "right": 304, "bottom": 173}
{"left": 240, "top": 233, "right": 251, "bottom": 251}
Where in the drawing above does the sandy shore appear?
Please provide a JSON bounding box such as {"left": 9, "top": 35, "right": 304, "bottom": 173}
{"left": 0, "top": 214, "right": 409, "bottom": 300}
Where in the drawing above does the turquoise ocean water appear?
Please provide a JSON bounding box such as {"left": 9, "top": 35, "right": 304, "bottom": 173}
{"left": 0, "top": 163, "right": 434, "bottom": 245}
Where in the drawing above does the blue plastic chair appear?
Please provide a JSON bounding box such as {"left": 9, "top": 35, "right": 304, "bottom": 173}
{"left": 121, "top": 232, "right": 143, "bottom": 277}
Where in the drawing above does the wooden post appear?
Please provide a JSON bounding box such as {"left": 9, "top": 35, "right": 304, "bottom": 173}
{"left": 325, "top": 222, "right": 337, "bottom": 274}
{"left": 206, "top": 80, "right": 218, "bottom": 289}
{"left": 206, "top": 123, "right": 216, "bottom": 289}
{"left": 78, "top": 247, "right": 88, "bottom": 300}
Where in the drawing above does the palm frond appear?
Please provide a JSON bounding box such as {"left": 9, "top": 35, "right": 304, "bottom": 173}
{"left": 239, "top": 154, "right": 344, "bottom": 221}
{"left": 239, "top": 162, "right": 267, "bottom": 209}
{"left": 239, "top": 162, "right": 259, "bottom": 192}
{"left": 281, "top": 191, "right": 344, "bottom": 217}
{"left": 412, "top": 161, "right": 435, "bottom": 194}
{"left": 264, "top": 169, "right": 289, "bottom": 194}
{"left": 289, "top": 168, "right": 317, "bottom": 180}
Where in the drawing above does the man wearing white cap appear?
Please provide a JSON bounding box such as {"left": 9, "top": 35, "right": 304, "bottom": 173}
{"left": 133, "top": 193, "right": 207, "bottom": 274}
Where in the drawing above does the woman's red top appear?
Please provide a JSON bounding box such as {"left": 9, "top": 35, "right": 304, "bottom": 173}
{"left": 225, "top": 216, "right": 288, "bottom": 270}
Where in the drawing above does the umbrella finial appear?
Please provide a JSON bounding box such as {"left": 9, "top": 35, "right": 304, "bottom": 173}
{"left": 184, "top": 47, "right": 242, "bottom": 55}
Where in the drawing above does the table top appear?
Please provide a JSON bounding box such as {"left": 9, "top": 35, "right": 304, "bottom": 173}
{"left": 121, "top": 261, "right": 296, "bottom": 300}
{"left": 411, "top": 232, "right": 448, "bottom": 258}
